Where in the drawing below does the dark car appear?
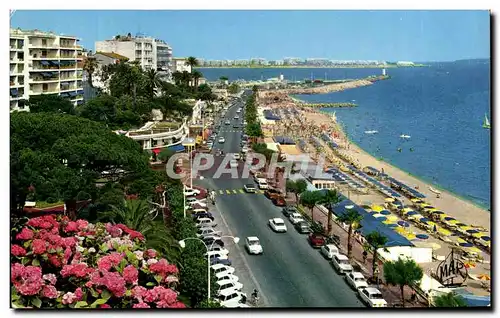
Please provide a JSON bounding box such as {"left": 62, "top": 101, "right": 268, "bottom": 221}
{"left": 295, "top": 221, "right": 312, "bottom": 234}
{"left": 192, "top": 212, "right": 214, "bottom": 221}
{"left": 233, "top": 124, "right": 239, "bottom": 129}
{"left": 282, "top": 206, "right": 298, "bottom": 217}
{"left": 203, "top": 236, "right": 225, "bottom": 248}
{"left": 209, "top": 256, "right": 232, "bottom": 266}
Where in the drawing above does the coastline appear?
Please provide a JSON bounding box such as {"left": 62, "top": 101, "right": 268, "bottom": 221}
{"left": 196, "top": 65, "right": 427, "bottom": 69}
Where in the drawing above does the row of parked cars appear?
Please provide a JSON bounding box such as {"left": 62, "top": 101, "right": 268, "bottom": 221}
{"left": 281, "top": 205, "right": 388, "bottom": 308}
{"left": 185, "top": 186, "right": 252, "bottom": 308}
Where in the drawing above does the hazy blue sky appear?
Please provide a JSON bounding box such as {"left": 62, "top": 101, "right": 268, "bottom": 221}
{"left": 11, "top": 10, "right": 490, "bottom": 61}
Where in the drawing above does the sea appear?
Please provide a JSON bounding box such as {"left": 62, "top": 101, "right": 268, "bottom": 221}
{"left": 200, "top": 61, "right": 491, "bottom": 210}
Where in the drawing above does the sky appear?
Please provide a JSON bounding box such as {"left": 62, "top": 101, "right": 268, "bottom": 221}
{"left": 10, "top": 10, "right": 490, "bottom": 62}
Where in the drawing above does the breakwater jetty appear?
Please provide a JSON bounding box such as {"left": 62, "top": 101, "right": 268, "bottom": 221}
{"left": 292, "top": 100, "right": 357, "bottom": 108}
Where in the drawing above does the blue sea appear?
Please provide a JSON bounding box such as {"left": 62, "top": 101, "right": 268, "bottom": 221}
{"left": 200, "top": 63, "right": 491, "bottom": 209}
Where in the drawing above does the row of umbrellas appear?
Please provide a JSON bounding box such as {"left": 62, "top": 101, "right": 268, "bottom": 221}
{"left": 369, "top": 204, "right": 431, "bottom": 241}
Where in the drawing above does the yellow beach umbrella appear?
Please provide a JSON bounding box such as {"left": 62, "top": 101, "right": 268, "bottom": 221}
{"left": 446, "top": 219, "right": 460, "bottom": 226}
{"left": 385, "top": 198, "right": 396, "bottom": 203}
{"left": 426, "top": 221, "right": 437, "bottom": 227}
{"left": 472, "top": 232, "right": 488, "bottom": 238}
{"left": 404, "top": 233, "right": 417, "bottom": 240}
{"left": 395, "top": 227, "right": 407, "bottom": 234}
{"left": 386, "top": 215, "right": 399, "bottom": 222}
{"left": 371, "top": 205, "right": 384, "bottom": 212}
{"left": 437, "top": 228, "right": 452, "bottom": 236}
{"left": 402, "top": 208, "right": 414, "bottom": 213}
{"left": 411, "top": 198, "right": 424, "bottom": 204}
{"left": 382, "top": 219, "right": 395, "bottom": 225}
{"left": 457, "top": 237, "right": 467, "bottom": 244}
{"left": 466, "top": 247, "right": 482, "bottom": 255}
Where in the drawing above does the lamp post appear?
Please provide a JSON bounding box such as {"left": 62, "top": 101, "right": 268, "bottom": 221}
{"left": 182, "top": 137, "right": 196, "bottom": 190}
{"left": 179, "top": 236, "right": 240, "bottom": 301}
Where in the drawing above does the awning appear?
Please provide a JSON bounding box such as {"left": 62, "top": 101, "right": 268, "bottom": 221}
{"left": 49, "top": 61, "right": 60, "bottom": 65}
{"left": 68, "top": 91, "right": 77, "bottom": 97}
{"left": 10, "top": 88, "right": 18, "bottom": 96}
{"left": 41, "top": 72, "right": 53, "bottom": 77}
{"left": 40, "top": 61, "right": 50, "bottom": 66}
{"left": 60, "top": 92, "right": 70, "bottom": 98}
{"left": 168, "top": 144, "right": 185, "bottom": 153}
{"left": 77, "top": 90, "right": 84, "bottom": 94}
{"left": 76, "top": 100, "right": 84, "bottom": 105}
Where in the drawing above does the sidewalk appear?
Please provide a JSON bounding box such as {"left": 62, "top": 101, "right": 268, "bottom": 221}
{"left": 286, "top": 194, "right": 427, "bottom": 307}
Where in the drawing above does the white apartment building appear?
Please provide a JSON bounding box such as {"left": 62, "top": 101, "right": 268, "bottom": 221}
{"left": 10, "top": 28, "right": 84, "bottom": 112}
{"left": 171, "top": 57, "right": 192, "bottom": 73}
{"left": 95, "top": 34, "right": 173, "bottom": 72}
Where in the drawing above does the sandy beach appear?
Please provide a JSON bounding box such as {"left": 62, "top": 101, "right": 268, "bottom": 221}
{"left": 257, "top": 87, "right": 491, "bottom": 296}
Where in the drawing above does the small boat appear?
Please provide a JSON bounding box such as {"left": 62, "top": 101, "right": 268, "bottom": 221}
{"left": 483, "top": 113, "right": 491, "bottom": 129}
{"left": 429, "top": 186, "right": 441, "bottom": 195}
{"left": 400, "top": 134, "right": 411, "bottom": 139}
{"left": 365, "top": 130, "right": 378, "bottom": 134}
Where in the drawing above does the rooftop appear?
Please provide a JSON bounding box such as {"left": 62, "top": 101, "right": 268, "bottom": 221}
{"left": 10, "top": 28, "right": 80, "bottom": 40}
{"left": 95, "top": 51, "right": 129, "bottom": 61}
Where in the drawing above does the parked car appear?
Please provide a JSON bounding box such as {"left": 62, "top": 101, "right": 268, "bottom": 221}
{"left": 205, "top": 250, "right": 229, "bottom": 260}
{"left": 186, "top": 197, "right": 207, "bottom": 207}
{"left": 288, "top": 213, "right": 305, "bottom": 225}
{"left": 282, "top": 206, "right": 298, "bottom": 217}
{"left": 241, "top": 146, "right": 249, "bottom": 153}
{"left": 233, "top": 124, "right": 239, "bottom": 129}
{"left": 320, "top": 244, "right": 339, "bottom": 259}
{"left": 184, "top": 188, "right": 201, "bottom": 197}
{"left": 211, "top": 263, "right": 235, "bottom": 276}
{"left": 203, "top": 235, "right": 225, "bottom": 247}
{"left": 345, "top": 272, "right": 369, "bottom": 290}
{"left": 192, "top": 211, "right": 214, "bottom": 221}
{"left": 216, "top": 279, "right": 243, "bottom": 297}
{"left": 244, "top": 184, "right": 256, "bottom": 193}
{"left": 215, "top": 272, "right": 239, "bottom": 283}
{"left": 295, "top": 221, "right": 312, "bottom": 234}
{"left": 196, "top": 227, "right": 219, "bottom": 238}
{"left": 268, "top": 218, "right": 287, "bottom": 232}
{"left": 331, "top": 254, "right": 354, "bottom": 275}
{"left": 208, "top": 245, "right": 230, "bottom": 255}
{"left": 195, "top": 217, "right": 217, "bottom": 228}
{"left": 217, "top": 289, "right": 247, "bottom": 308}
{"left": 245, "top": 236, "right": 263, "bottom": 255}
{"left": 210, "top": 256, "right": 232, "bottom": 266}
{"left": 308, "top": 233, "right": 326, "bottom": 248}
{"left": 358, "top": 287, "right": 388, "bottom": 307}
{"left": 234, "top": 116, "right": 239, "bottom": 120}
{"left": 272, "top": 196, "right": 286, "bottom": 206}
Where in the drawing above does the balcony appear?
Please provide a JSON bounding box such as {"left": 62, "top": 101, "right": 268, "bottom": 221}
{"left": 30, "top": 61, "right": 61, "bottom": 70}
{"left": 29, "top": 43, "right": 58, "bottom": 49}
{"left": 30, "top": 89, "right": 60, "bottom": 95}
{"left": 30, "top": 73, "right": 59, "bottom": 83}
{"left": 31, "top": 54, "right": 59, "bottom": 60}
{"left": 60, "top": 76, "right": 78, "bottom": 82}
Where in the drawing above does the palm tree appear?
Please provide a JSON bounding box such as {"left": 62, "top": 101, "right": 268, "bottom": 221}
{"left": 181, "top": 71, "right": 192, "bottom": 87}
{"left": 365, "top": 231, "right": 388, "bottom": 279}
{"left": 383, "top": 257, "right": 424, "bottom": 308}
{"left": 83, "top": 57, "right": 98, "bottom": 88}
{"left": 191, "top": 70, "right": 203, "bottom": 88}
{"left": 300, "top": 191, "right": 321, "bottom": 223}
{"left": 172, "top": 71, "right": 183, "bottom": 86}
{"left": 337, "top": 207, "right": 363, "bottom": 258}
{"left": 432, "top": 292, "right": 468, "bottom": 307}
{"left": 186, "top": 56, "right": 199, "bottom": 71}
{"left": 99, "top": 199, "right": 180, "bottom": 262}
{"left": 318, "top": 189, "right": 343, "bottom": 234}
{"left": 145, "top": 68, "right": 161, "bottom": 100}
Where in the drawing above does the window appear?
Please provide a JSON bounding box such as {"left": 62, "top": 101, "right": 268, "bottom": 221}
{"left": 42, "top": 83, "right": 48, "bottom": 91}
{"left": 42, "top": 39, "right": 47, "bottom": 46}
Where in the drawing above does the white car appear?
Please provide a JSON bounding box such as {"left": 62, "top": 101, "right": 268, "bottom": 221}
{"left": 215, "top": 272, "right": 239, "bottom": 282}
{"left": 211, "top": 264, "right": 235, "bottom": 276}
{"left": 234, "top": 116, "right": 239, "bottom": 120}
{"left": 229, "top": 160, "right": 238, "bottom": 168}
{"left": 244, "top": 184, "right": 256, "bottom": 193}
{"left": 186, "top": 197, "right": 207, "bottom": 207}
{"left": 233, "top": 153, "right": 241, "bottom": 160}
{"left": 195, "top": 218, "right": 217, "bottom": 228}
{"left": 225, "top": 120, "right": 230, "bottom": 125}
{"left": 205, "top": 250, "right": 229, "bottom": 260}
{"left": 320, "top": 244, "right": 339, "bottom": 259}
{"left": 289, "top": 213, "right": 305, "bottom": 225}
{"left": 209, "top": 245, "right": 229, "bottom": 255}
{"left": 218, "top": 137, "right": 225, "bottom": 143}
{"left": 236, "top": 109, "right": 241, "bottom": 113}
{"left": 216, "top": 279, "right": 243, "bottom": 296}
{"left": 245, "top": 236, "right": 263, "bottom": 255}
{"left": 196, "top": 227, "right": 219, "bottom": 238}
{"left": 217, "top": 288, "right": 247, "bottom": 308}
{"left": 358, "top": 287, "right": 388, "bottom": 307}
{"left": 241, "top": 146, "right": 249, "bottom": 153}
{"left": 268, "top": 218, "right": 287, "bottom": 232}
{"left": 345, "top": 272, "right": 369, "bottom": 290}
{"left": 331, "top": 254, "right": 354, "bottom": 275}
{"left": 184, "top": 188, "right": 201, "bottom": 197}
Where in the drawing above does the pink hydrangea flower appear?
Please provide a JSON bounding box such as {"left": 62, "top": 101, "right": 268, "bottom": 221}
{"left": 105, "top": 223, "right": 123, "bottom": 237}
{"left": 42, "top": 273, "right": 57, "bottom": 285}
{"left": 123, "top": 265, "right": 139, "bottom": 285}
{"left": 144, "top": 249, "right": 157, "bottom": 258}
{"left": 128, "top": 230, "right": 145, "bottom": 241}
{"left": 133, "top": 302, "right": 151, "bottom": 308}
{"left": 99, "top": 304, "right": 111, "bottom": 308}
{"left": 11, "top": 244, "right": 27, "bottom": 257}
{"left": 149, "top": 259, "right": 179, "bottom": 276}
{"left": 76, "top": 219, "right": 89, "bottom": 230}
{"left": 11, "top": 263, "right": 43, "bottom": 296}
{"left": 41, "top": 285, "right": 58, "bottom": 299}
{"left": 48, "top": 254, "right": 63, "bottom": 268}
{"left": 60, "top": 263, "right": 90, "bottom": 278}
{"left": 32, "top": 239, "right": 47, "bottom": 255}
{"left": 133, "top": 251, "right": 144, "bottom": 260}
{"left": 62, "top": 292, "right": 77, "bottom": 305}
{"left": 169, "top": 301, "right": 186, "bottom": 308}
{"left": 16, "top": 227, "right": 34, "bottom": 240}
{"left": 27, "top": 215, "right": 59, "bottom": 229}
{"left": 99, "top": 271, "right": 127, "bottom": 297}
{"left": 74, "top": 287, "right": 84, "bottom": 301}
{"left": 97, "top": 252, "right": 124, "bottom": 271}
{"left": 63, "top": 247, "right": 72, "bottom": 263}
{"left": 131, "top": 286, "right": 148, "bottom": 302}
{"left": 64, "top": 221, "right": 79, "bottom": 233}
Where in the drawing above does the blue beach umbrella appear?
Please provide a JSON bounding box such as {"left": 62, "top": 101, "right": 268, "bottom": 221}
{"left": 420, "top": 217, "right": 430, "bottom": 223}
{"left": 380, "top": 210, "right": 391, "bottom": 215}
{"left": 397, "top": 220, "right": 410, "bottom": 227}
{"left": 444, "top": 216, "right": 456, "bottom": 221}
{"left": 459, "top": 242, "right": 474, "bottom": 248}
{"left": 407, "top": 211, "right": 418, "bottom": 216}
{"left": 481, "top": 236, "right": 491, "bottom": 241}
{"left": 466, "top": 229, "right": 479, "bottom": 234}
{"left": 416, "top": 234, "right": 429, "bottom": 240}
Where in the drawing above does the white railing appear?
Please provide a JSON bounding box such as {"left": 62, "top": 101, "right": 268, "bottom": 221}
{"left": 126, "top": 120, "right": 188, "bottom": 142}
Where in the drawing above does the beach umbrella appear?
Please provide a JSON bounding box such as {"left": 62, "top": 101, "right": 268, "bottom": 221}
{"left": 471, "top": 232, "right": 486, "bottom": 238}
{"left": 463, "top": 261, "right": 476, "bottom": 269}
{"left": 466, "top": 229, "right": 479, "bottom": 234}
{"left": 419, "top": 217, "right": 430, "bottom": 223}
{"left": 467, "top": 247, "right": 482, "bottom": 254}
{"left": 402, "top": 208, "right": 414, "bottom": 213}
{"left": 411, "top": 198, "right": 423, "bottom": 203}
{"left": 386, "top": 215, "right": 398, "bottom": 222}
{"left": 397, "top": 220, "right": 410, "bottom": 228}
{"left": 457, "top": 237, "right": 468, "bottom": 244}
{"left": 371, "top": 205, "right": 384, "bottom": 212}
{"left": 481, "top": 236, "right": 491, "bottom": 241}
{"left": 476, "top": 274, "right": 490, "bottom": 281}
{"left": 382, "top": 219, "right": 395, "bottom": 225}
{"left": 433, "top": 211, "right": 445, "bottom": 216}
{"left": 395, "top": 227, "right": 407, "bottom": 234}
{"left": 456, "top": 223, "right": 468, "bottom": 227}
{"left": 444, "top": 216, "right": 456, "bottom": 221}
{"left": 406, "top": 211, "right": 418, "bottom": 216}
{"left": 459, "top": 242, "right": 474, "bottom": 248}
{"left": 380, "top": 210, "right": 391, "bottom": 215}
{"left": 385, "top": 198, "right": 395, "bottom": 203}
{"left": 416, "top": 234, "right": 429, "bottom": 240}
{"left": 376, "top": 217, "right": 388, "bottom": 222}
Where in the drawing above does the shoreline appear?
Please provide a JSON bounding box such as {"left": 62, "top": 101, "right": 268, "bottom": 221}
{"left": 196, "top": 65, "right": 427, "bottom": 69}
{"left": 338, "top": 125, "right": 490, "bottom": 211}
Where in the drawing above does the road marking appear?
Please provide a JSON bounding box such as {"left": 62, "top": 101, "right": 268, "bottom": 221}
{"left": 232, "top": 189, "right": 238, "bottom": 194}
{"left": 239, "top": 189, "right": 245, "bottom": 194}
{"left": 226, "top": 190, "right": 231, "bottom": 194}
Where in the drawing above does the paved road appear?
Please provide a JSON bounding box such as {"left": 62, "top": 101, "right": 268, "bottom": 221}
{"left": 197, "top": 94, "right": 363, "bottom": 308}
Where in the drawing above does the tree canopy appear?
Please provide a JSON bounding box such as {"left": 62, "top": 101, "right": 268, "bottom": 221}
{"left": 26, "top": 95, "right": 76, "bottom": 115}
{"left": 383, "top": 257, "right": 424, "bottom": 307}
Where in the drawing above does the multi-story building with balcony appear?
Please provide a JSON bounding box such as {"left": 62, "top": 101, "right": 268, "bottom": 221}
{"left": 95, "top": 34, "right": 173, "bottom": 73}
{"left": 171, "top": 57, "right": 192, "bottom": 73}
{"left": 10, "top": 28, "right": 84, "bottom": 112}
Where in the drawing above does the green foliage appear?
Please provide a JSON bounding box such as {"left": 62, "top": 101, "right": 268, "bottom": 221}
{"left": 83, "top": 57, "right": 98, "bottom": 87}
{"left": 228, "top": 83, "right": 240, "bottom": 94}
{"left": 196, "top": 299, "right": 223, "bottom": 308}
{"left": 337, "top": 207, "right": 363, "bottom": 258}
{"left": 244, "top": 92, "right": 262, "bottom": 138}
{"left": 179, "top": 255, "right": 217, "bottom": 307}
{"left": 432, "top": 292, "right": 468, "bottom": 307}
{"left": 27, "top": 95, "right": 76, "bottom": 115}
{"left": 158, "top": 148, "right": 176, "bottom": 163}
{"left": 365, "top": 231, "right": 389, "bottom": 277}
{"left": 383, "top": 257, "right": 424, "bottom": 307}
{"left": 317, "top": 189, "right": 343, "bottom": 234}
{"left": 286, "top": 179, "right": 308, "bottom": 203}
